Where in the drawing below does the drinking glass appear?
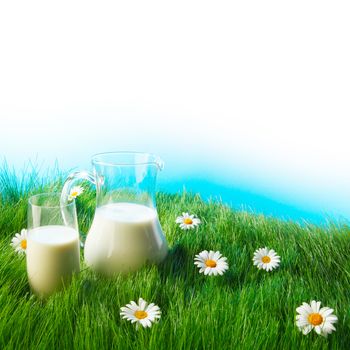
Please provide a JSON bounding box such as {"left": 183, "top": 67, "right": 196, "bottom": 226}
{"left": 27, "top": 193, "right": 80, "bottom": 297}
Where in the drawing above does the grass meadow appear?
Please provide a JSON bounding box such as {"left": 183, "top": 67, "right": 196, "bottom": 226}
{"left": 0, "top": 165, "right": 349, "bottom": 349}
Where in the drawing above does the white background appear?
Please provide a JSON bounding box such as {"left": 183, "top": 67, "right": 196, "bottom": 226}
{"left": 1, "top": 1, "right": 349, "bottom": 219}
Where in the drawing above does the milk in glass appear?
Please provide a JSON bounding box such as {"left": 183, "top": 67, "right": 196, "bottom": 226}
{"left": 27, "top": 225, "right": 80, "bottom": 297}
{"left": 84, "top": 202, "right": 168, "bottom": 275}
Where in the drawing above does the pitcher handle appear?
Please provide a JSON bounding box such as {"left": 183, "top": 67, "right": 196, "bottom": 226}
{"left": 60, "top": 170, "right": 97, "bottom": 247}
{"left": 61, "top": 170, "right": 96, "bottom": 204}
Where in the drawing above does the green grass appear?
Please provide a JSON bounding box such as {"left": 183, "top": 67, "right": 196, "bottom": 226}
{"left": 1, "top": 168, "right": 350, "bottom": 349}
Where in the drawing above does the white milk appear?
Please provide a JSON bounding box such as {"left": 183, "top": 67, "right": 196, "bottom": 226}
{"left": 84, "top": 203, "right": 168, "bottom": 275}
{"left": 26, "top": 225, "right": 80, "bottom": 297}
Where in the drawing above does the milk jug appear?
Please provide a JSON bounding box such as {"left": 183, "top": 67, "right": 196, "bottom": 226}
{"left": 61, "top": 152, "right": 168, "bottom": 275}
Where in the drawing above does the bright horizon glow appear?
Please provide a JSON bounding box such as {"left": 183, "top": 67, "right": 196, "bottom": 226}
{"left": 1, "top": 1, "right": 350, "bottom": 222}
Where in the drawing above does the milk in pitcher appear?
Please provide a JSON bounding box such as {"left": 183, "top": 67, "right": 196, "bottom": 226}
{"left": 84, "top": 202, "right": 168, "bottom": 275}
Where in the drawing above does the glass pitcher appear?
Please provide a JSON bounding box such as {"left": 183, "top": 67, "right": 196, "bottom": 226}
{"left": 61, "top": 152, "right": 168, "bottom": 275}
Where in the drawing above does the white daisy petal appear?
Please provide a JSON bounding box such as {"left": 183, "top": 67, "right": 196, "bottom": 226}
{"left": 311, "top": 300, "right": 320, "bottom": 313}
{"left": 314, "top": 325, "right": 322, "bottom": 335}
{"left": 139, "top": 298, "right": 147, "bottom": 311}
{"left": 296, "top": 317, "right": 309, "bottom": 327}
{"left": 199, "top": 251, "right": 209, "bottom": 259}
{"left": 194, "top": 250, "right": 229, "bottom": 276}
{"left": 213, "top": 251, "right": 221, "bottom": 260}
{"left": 146, "top": 303, "right": 155, "bottom": 311}
{"left": 129, "top": 301, "right": 139, "bottom": 309}
{"left": 175, "top": 212, "right": 201, "bottom": 230}
{"left": 120, "top": 307, "right": 134, "bottom": 314}
{"left": 319, "top": 307, "right": 334, "bottom": 318}
{"left": 120, "top": 298, "right": 161, "bottom": 329}
{"left": 147, "top": 305, "right": 161, "bottom": 315}
{"left": 323, "top": 323, "right": 336, "bottom": 332}
{"left": 10, "top": 228, "right": 27, "bottom": 254}
{"left": 302, "top": 325, "right": 312, "bottom": 335}
{"left": 296, "top": 301, "right": 337, "bottom": 337}
{"left": 253, "top": 247, "right": 280, "bottom": 272}
{"left": 301, "top": 302, "right": 313, "bottom": 314}
{"left": 139, "top": 319, "right": 148, "bottom": 328}
{"left": 326, "top": 315, "right": 338, "bottom": 323}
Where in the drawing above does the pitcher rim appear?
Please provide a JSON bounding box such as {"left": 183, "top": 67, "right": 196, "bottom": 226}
{"left": 91, "top": 151, "right": 164, "bottom": 170}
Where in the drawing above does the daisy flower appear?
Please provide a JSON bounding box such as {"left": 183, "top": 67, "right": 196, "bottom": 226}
{"left": 10, "top": 229, "right": 28, "bottom": 254}
{"left": 194, "top": 250, "right": 229, "bottom": 276}
{"left": 176, "top": 212, "right": 201, "bottom": 230}
{"left": 68, "top": 186, "right": 84, "bottom": 201}
{"left": 296, "top": 300, "right": 338, "bottom": 337}
{"left": 253, "top": 247, "right": 280, "bottom": 272}
{"left": 120, "top": 298, "right": 161, "bottom": 329}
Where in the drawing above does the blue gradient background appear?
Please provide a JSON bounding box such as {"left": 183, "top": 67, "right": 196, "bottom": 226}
{"left": 1, "top": 1, "right": 350, "bottom": 224}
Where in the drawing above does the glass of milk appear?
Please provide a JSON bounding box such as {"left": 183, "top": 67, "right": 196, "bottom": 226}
{"left": 61, "top": 152, "right": 168, "bottom": 276}
{"left": 27, "top": 193, "right": 80, "bottom": 298}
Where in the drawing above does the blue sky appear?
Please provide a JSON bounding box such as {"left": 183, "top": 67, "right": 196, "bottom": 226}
{"left": 1, "top": 1, "right": 350, "bottom": 223}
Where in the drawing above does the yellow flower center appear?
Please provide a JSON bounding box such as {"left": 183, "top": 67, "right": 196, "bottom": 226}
{"left": 71, "top": 191, "right": 78, "bottom": 197}
{"left": 205, "top": 259, "right": 217, "bottom": 268}
{"left": 20, "top": 239, "right": 27, "bottom": 250}
{"left": 134, "top": 310, "right": 148, "bottom": 319}
{"left": 262, "top": 256, "right": 271, "bottom": 263}
{"left": 308, "top": 313, "right": 323, "bottom": 326}
{"left": 184, "top": 218, "right": 193, "bottom": 225}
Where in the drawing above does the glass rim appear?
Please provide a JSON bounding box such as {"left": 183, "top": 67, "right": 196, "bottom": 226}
{"left": 91, "top": 151, "right": 164, "bottom": 169}
{"left": 28, "top": 192, "right": 76, "bottom": 209}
